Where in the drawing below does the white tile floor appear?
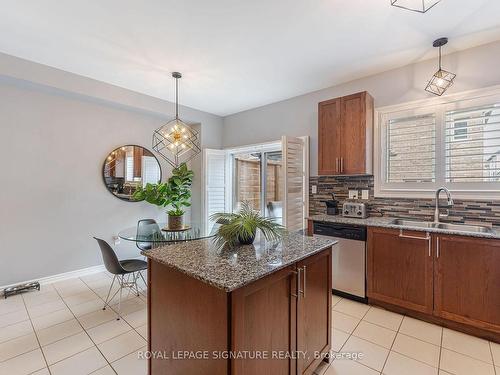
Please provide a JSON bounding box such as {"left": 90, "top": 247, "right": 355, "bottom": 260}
{"left": 314, "top": 295, "right": 500, "bottom": 375}
{"left": 1, "top": 273, "right": 499, "bottom": 375}
{"left": 0, "top": 272, "right": 147, "bottom": 375}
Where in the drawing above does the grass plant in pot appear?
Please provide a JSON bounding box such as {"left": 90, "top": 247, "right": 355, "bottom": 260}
{"left": 210, "top": 201, "right": 285, "bottom": 249}
{"left": 133, "top": 163, "right": 194, "bottom": 230}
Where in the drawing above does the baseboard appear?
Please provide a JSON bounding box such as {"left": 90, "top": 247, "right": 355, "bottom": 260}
{"left": 0, "top": 263, "right": 107, "bottom": 292}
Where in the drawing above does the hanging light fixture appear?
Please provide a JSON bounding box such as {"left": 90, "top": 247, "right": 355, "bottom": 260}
{"left": 425, "top": 38, "right": 456, "bottom": 96}
{"left": 152, "top": 72, "right": 201, "bottom": 168}
{"left": 390, "top": 0, "right": 441, "bottom": 13}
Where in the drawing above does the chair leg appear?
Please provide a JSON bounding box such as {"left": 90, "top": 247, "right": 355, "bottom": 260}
{"left": 138, "top": 271, "right": 147, "bottom": 292}
{"left": 117, "top": 275, "right": 123, "bottom": 320}
{"left": 102, "top": 275, "right": 116, "bottom": 311}
{"left": 132, "top": 272, "right": 141, "bottom": 297}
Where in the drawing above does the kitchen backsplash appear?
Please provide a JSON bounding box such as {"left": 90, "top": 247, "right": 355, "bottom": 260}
{"left": 309, "top": 175, "right": 500, "bottom": 227}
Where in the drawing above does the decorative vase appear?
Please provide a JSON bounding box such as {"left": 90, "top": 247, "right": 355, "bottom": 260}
{"left": 168, "top": 214, "right": 184, "bottom": 230}
{"left": 238, "top": 231, "right": 256, "bottom": 245}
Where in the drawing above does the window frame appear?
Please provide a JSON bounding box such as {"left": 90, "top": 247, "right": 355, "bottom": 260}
{"left": 374, "top": 85, "right": 500, "bottom": 199}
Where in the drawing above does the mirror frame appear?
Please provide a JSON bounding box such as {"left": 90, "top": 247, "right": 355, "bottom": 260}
{"left": 102, "top": 144, "right": 162, "bottom": 202}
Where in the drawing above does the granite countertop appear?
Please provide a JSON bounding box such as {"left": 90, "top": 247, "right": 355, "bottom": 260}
{"left": 142, "top": 231, "right": 336, "bottom": 292}
{"left": 308, "top": 214, "right": 500, "bottom": 239}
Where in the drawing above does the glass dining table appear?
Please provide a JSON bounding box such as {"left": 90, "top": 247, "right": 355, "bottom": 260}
{"left": 118, "top": 222, "right": 218, "bottom": 248}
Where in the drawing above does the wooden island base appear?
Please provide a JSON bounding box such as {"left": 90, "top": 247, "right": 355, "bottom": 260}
{"left": 147, "top": 247, "right": 332, "bottom": 375}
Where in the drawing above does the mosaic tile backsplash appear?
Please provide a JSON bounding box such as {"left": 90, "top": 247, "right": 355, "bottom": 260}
{"left": 309, "top": 175, "right": 500, "bottom": 227}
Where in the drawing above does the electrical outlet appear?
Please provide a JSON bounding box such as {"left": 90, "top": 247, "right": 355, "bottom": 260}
{"left": 348, "top": 190, "right": 358, "bottom": 200}
{"left": 311, "top": 185, "right": 317, "bottom": 194}
{"left": 362, "top": 190, "right": 369, "bottom": 200}
{"left": 113, "top": 236, "right": 120, "bottom": 245}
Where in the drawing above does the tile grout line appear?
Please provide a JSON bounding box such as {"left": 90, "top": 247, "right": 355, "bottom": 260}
{"left": 489, "top": 342, "right": 497, "bottom": 375}
{"left": 20, "top": 292, "right": 53, "bottom": 375}
{"left": 380, "top": 310, "right": 405, "bottom": 375}
{"left": 52, "top": 279, "right": 119, "bottom": 375}
{"left": 333, "top": 301, "right": 385, "bottom": 373}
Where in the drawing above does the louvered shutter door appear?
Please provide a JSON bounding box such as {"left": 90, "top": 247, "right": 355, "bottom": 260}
{"left": 203, "top": 149, "right": 227, "bottom": 233}
{"left": 282, "top": 136, "right": 306, "bottom": 231}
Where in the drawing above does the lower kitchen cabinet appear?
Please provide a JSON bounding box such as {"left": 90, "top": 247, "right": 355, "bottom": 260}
{"left": 434, "top": 234, "right": 500, "bottom": 334}
{"left": 231, "top": 266, "right": 298, "bottom": 375}
{"left": 297, "top": 250, "right": 332, "bottom": 375}
{"left": 367, "top": 227, "right": 433, "bottom": 314}
{"left": 367, "top": 227, "right": 500, "bottom": 340}
{"left": 231, "top": 247, "right": 332, "bottom": 375}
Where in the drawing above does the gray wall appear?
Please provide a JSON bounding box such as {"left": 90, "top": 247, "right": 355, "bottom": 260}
{"left": 0, "top": 53, "right": 223, "bottom": 286}
{"left": 222, "top": 41, "right": 500, "bottom": 175}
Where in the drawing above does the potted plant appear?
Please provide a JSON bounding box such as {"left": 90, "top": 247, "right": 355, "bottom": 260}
{"left": 133, "top": 163, "right": 194, "bottom": 230}
{"left": 210, "top": 201, "right": 285, "bottom": 249}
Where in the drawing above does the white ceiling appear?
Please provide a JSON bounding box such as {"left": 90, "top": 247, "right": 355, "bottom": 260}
{"left": 1, "top": 0, "right": 500, "bottom": 116}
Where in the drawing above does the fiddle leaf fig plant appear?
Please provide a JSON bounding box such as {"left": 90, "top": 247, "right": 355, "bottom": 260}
{"left": 133, "top": 162, "right": 193, "bottom": 216}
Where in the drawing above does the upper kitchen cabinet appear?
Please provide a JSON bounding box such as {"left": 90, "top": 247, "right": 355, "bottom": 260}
{"left": 318, "top": 91, "right": 374, "bottom": 175}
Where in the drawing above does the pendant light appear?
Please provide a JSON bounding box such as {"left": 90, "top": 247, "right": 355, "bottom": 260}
{"left": 425, "top": 38, "right": 456, "bottom": 96}
{"left": 390, "top": 0, "right": 442, "bottom": 13}
{"left": 152, "top": 72, "right": 201, "bottom": 168}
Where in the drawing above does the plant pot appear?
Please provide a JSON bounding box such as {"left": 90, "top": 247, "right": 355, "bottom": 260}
{"left": 168, "top": 214, "right": 184, "bottom": 230}
{"left": 238, "top": 232, "right": 256, "bottom": 245}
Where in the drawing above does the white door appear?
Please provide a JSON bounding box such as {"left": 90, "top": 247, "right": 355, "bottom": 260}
{"left": 282, "top": 136, "right": 309, "bottom": 231}
{"left": 202, "top": 149, "right": 227, "bottom": 233}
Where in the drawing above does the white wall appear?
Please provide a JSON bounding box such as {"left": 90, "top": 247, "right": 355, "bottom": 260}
{"left": 222, "top": 41, "right": 500, "bottom": 175}
{"left": 0, "top": 53, "right": 223, "bottom": 286}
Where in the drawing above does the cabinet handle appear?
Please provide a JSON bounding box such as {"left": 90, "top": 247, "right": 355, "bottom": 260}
{"left": 340, "top": 158, "right": 344, "bottom": 173}
{"left": 436, "top": 237, "right": 440, "bottom": 258}
{"left": 291, "top": 269, "right": 299, "bottom": 298}
{"left": 399, "top": 230, "right": 431, "bottom": 256}
{"left": 335, "top": 158, "right": 339, "bottom": 173}
{"left": 302, "top": 266, "right": 307, "bottom": 298}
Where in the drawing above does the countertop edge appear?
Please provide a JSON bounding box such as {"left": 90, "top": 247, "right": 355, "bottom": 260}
{"left": 307, "top": 215, "right": 500, "bottom": 240}
{"left": 142, "top": 238, "right": 337, "bottom": 293}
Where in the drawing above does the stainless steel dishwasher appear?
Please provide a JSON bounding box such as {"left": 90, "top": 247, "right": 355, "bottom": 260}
{"left": 313, "top": 221, "right": 367, "bottom": 302}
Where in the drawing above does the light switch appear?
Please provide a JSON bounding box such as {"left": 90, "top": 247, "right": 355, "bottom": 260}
{"left": 362, "top": 190, "right": 369, "bottom": 200}
{"left": 311, "top": 185, "right": 317, "bottom": 194}
{"left": 348, "top": 190, "right": 358, "bottom": 200}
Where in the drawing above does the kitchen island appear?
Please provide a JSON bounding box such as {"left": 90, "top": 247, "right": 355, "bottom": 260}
{"left": 142, "top": 232, "right": 336, "bottom": 375}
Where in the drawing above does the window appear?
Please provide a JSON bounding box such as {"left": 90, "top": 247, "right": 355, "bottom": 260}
{"left": 386, "top": 114, "right": 436, "bottom": 183}
{"left": 375, "top": 88, "right": 500, "bottom": 198}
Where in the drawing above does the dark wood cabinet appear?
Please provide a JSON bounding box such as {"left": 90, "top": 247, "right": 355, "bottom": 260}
{"left": 148, "top": 247, "right": 332, "bottom": 375}
{"left": 368, "top": 228, "right": 500, "bottom": 340}
{"left": 297, "top": 250, "right": 332, "bottom": 375}
{"left": 318, "top": 91, "right": 373, "bottom": 175}
{"left": 318, "top": 98, "right": 341, "bottom": 175}
{"left": 367, "top": 227, "right": 433, "bottom": 314}
{"left": 434, "top": 235, "right": 500, "bottom": 334}
{"left": 231, "top": 266, "right": 298, "bottom": 375}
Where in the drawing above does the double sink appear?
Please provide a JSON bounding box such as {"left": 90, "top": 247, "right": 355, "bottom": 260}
{"left": 389, "top": 219, "right": 493, "bottom": 234}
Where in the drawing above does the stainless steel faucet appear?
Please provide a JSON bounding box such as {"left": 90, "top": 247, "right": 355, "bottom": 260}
{"left": 434, "top": 187, "right": 454, "bottom": 223}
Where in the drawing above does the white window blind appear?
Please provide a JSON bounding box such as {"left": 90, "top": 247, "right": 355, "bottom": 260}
{"left": 386, "top": 114, "right": 436, "bottom": 183}
{"left": 445, "top": 104, "right": 500, "bottom": 182}
{"left": 376, "top": 89, "right": 500, "bottom": 198}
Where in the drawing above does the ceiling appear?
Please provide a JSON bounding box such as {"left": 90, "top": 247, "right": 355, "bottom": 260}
{"left": 1, "top": 0, "right": 500, "bottom": 116}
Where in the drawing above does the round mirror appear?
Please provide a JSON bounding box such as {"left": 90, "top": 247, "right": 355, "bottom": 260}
{"left": 102, "top": 145, "right": 162, "bottom": 201}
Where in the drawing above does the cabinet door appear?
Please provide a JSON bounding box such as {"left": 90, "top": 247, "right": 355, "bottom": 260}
{"left": 340, "top": 92, "right": 368, "bottom": 174}
{"left": 434, "top": 235, "right": 500, "bottom": 333}
{"left": 318, "top": 98, "right": 341, "bottom": 175}
{"left": 367, "top": 228, "right": 433, "bottom": 314}
{"left": 231, "top": 266, "right": 297, "bottom": 375}
{"left": 297, "top": 248, "right": 332, "bottom": 375}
